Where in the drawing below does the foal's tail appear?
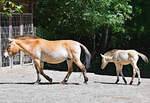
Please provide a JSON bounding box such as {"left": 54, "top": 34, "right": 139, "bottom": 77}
{"left": 138, "top": 52, "right": 149, "bottom": 63}
{"left": 80, "top": 44, "right": 91, "bottom": 69}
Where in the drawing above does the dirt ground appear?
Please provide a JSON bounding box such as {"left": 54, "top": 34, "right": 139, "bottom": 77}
{"left": 0, "top": 65, "right": 150, "bottom": 103}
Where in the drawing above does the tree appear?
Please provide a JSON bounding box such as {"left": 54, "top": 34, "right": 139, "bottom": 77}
{"left": 83, "top": 0, "right": 132, "bottom": 52}
{"left": 0, "top": 0, "right": 23, "bottom": 17}
{"left": 34, "top": 0, "right": 92, "bottom": 39}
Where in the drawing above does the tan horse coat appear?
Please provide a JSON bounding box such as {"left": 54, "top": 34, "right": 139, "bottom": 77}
{"left": 101, "top": 49, "right": 148, "bottom": 85}
{"left": 4, "top": 35, "right": 91, "bottom": 84}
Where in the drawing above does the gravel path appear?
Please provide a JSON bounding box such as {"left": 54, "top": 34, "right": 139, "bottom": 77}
{"left": 0, "top": 65, "right": 150, "bottom": 103}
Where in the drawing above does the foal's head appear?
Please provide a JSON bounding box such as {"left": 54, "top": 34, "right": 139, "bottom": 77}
{"left": 4, "top": 38, "right": 20, "bottom": 57}
{"left": 100, "top": 54, "right": 112, "bottom": 69}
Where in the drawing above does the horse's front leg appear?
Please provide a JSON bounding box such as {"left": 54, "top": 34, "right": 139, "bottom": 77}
{"left": 115, "top": 70, "right": 119, "bottom": 84}
{"left": 34, "top": 60, "right": 53, "bottom": 84}
{"left": 61, "top": 60, "right": 73, "bottom": 84}
{"left": 34, "top": 66, "right": 41, "bottom": 84}
{"left": 39, "top": 62, "right": 53, "bottom": 83}
{"left": 33, "top": 61, "right": 41, "bottom": 84}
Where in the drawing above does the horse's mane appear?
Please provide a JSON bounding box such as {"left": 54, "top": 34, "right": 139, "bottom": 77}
{"left": 104, "top": 49, "right": 118, "bottom": 56}
{"left": 12, "top": 35, "right": 40, "bottom": 40}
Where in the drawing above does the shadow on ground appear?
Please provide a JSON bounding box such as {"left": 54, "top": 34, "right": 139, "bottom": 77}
{"left": 0, "top": 82, "right": 80, "bottom": 85}
{"left": 94, "top": 81, "right": 138, "bottom": 86}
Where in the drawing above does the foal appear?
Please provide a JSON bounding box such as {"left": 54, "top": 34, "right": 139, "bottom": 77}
{"left": 100, "top": 49, "right": 148, "bottom": 85}
{"left": 4, "top": 35, "right": 91, "bottom": 84}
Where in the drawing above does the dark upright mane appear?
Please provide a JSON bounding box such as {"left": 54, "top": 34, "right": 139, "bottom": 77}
{"left": 12, "top": 35, "right": 40, "bottom": 40}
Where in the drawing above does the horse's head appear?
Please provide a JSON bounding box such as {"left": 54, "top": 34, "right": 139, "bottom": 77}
{"left": 4, "top": 38, "right": 20, "bottom": 57}
{"left": 100, "top": 54, "right": 112, "bottom": 69}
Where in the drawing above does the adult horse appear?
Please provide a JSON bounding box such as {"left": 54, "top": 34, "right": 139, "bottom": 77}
{"left": 100, "top": 49, "right": 148, "bottom": 85}
{"left": 4, "top": 35, "right": 91, "bottom": 84}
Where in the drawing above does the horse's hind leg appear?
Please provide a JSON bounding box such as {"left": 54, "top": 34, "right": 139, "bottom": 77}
{"left": 61, "top": 60, "right": 73, "bottom": 84}
{"left": 74, "top": 60, "right": 88, "bottom": 84}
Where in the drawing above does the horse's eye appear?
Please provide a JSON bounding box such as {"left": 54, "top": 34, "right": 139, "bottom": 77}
{"left": 8, "top": 41, "right": 12, "bottom": 43}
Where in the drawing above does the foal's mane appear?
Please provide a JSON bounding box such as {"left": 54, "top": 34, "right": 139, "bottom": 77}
{"left": 104, "top": 49, "right": 118, "bottom": 56}
{"left": 12, "top": 35, "right": 40, "bottom": 40}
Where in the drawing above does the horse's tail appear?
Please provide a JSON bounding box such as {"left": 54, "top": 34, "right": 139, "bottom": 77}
{"left": 80, "top": 44, "right": 91, "bottom": 69}
{"left": 138, "top": 52, "right": 148, "bottom": 63}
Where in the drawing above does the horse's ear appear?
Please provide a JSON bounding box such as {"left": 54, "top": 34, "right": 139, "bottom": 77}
{"left": 100, "top": 54, "right": 104, "bottom": 58}
{"left": 8, "top": 38, "right": 15, "bottom": 42}
{"left": 8, "top": 38, "right": 13, "bottom": 42}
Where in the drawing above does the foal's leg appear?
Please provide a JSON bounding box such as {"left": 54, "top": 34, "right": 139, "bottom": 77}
{"left": 131, "top": 62, "right": 141, "bottom": 85}
{"left": 130, "top": 68, "right": 136, "bottom": 85}
{"left": 61, "top": 60, "right": 73, "bottom": 84}
{"left": 74, "top": 60, "right": 88, "bottom": 84}
{"left": 115, "top": 63, "right": 120, "bottom": 84}
{"left": 136, "top": 67, "right": 141, "bottom": 85}
{"left": 119, "top": 65, "right": 127, "bottom": 84}
{"left": 130, "top": 61, "right": 141, "bottom": 85}
{"left": 39, "top": 62, "right": 53, "bottom": 83}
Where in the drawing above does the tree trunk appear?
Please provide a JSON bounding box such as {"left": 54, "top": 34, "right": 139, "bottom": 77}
{"left": 92, "top": 33, "right": 96, "bottom": 57}
{"left": 100, "top": 28, "right": 109, "bottom": 53}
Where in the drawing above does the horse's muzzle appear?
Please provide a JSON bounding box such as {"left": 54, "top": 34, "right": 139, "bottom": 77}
{"left": 4, "top": 51, "right": 9, "bottom": 58}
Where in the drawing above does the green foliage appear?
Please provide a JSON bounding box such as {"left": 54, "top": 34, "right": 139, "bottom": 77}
{"left": 35, "top": 0, "right": 133, "bottom": 40}
{"left": 34, "top": 0, "right": 90, "bottom": 38}
{"left": 83, "top": 0, "right": 132, "bottom": 32}
{"left": 0, "top": 0, "right": 23, "bottom": 18}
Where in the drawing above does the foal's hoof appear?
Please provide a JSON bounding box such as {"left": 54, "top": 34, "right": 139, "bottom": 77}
{"left": 60, "top": 80, "right": 67, "bottom": 84}
{"left": 137, "top": 81, "right": 141, "bottom": 86}
{"left": 124, "top": 81, "right": 127, "bottom": 85}
{"left": 129, "top": 81, "right": 133, "bottom": 85}
{"left": 115, "top": 79, "right": 119, "bottom": 84}
{"left": 115, "top": 82, "right": 118, "bottom": 84}
{"left": 115, "top": 81, "right": 119, "bottom": 84}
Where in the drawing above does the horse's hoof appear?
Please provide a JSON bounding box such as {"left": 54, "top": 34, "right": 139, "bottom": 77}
{"left": 34, "top": 79, "right": 41, "bottom": 85}
{"left": 84, "top": 77, "right": 88, "bottom": 84}
{"left": 49, "top": 79, "right": 53, "bottom": 84}
{"left": 84, "top": 81, "right": 88, "bottom": 84}
{"left": 34, "top": 82, "right": 39, "bottom": 85}
{"left": 137, "top": 81, "right": 141, "bottom": 86}
{"left": 129, "top": 81, "right": 133, "bottom": 85}
{"left": 60, "top": 81, "right": 66, "bottom": 85}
